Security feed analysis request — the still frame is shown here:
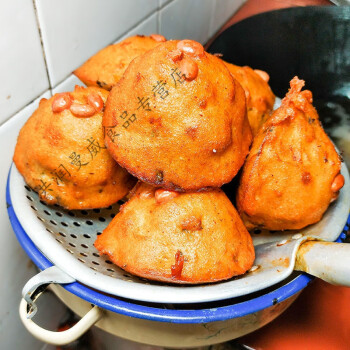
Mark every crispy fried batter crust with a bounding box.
[103,40,252,191]
[224,61,275,136]
[95,182,255,284]
[74,35,163,90]
[13,86,135,209]
[237,77,343,230]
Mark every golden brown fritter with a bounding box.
[74,35,166,90]
[95,182,255,284]
[237,77,344,231]
[223,61,275,136]
[103,40,252,192]
[14,86,135,209]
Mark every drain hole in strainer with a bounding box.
[44,210,51,216]
[26,195,33,202]
[68,211,75,217]
[61,222,68,227]
[81,210,88,215]
[81,244,89,249]
[92,261,100,265]
[37,216,45,222]
[78,258,85,263]
[93,252,100,257]
[105,260,113,264]
[56,238,62,244]
[70,234,77,239]
[84,234,91,239]
[96,231,102,235]
[123,273,131,278]
[99,217,106,222]
[69,243,76,248]
[40,200,46,205]
[50,220,57,226]
[107,268,114,272]
[24,185,31,192]
[66,249,74,254]
[80,252,88,257]
[31,205,37,211]
[86,220,93,226]
[46,228,54,234]
[73,222,81,227]
[90,267,97,271]
[59,231,66,237]
[110,213,116,219]
[106,206,113,210]
[93,209,100,213]
[56,212,63,217]
[253,229,262,234]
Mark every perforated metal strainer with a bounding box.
[8,156,350,307]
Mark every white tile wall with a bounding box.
[159,0,173,8]
[209,0,245,38]
[52,74,86,95]
[35,0,158,87]
[159,0,213,44]
[0,91,71,350]
[0,1,244,348]
[117,12,158,42]
[0,0,49,124]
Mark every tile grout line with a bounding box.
[0,90,50,127]
[32,0,52,92]
[157,0,161,33]
[157,9,160,33]
[51,8,160,90]
[205,0,247,49]
[159,0,175,10]
[0,0,53,127]
[207,0,217,45]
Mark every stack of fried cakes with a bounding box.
[14,34,344,285]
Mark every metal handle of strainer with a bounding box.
[19,265,103,345]
[19,298,102,346]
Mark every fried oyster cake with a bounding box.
[95,182,255,284]
[14,86,135,209]
[237,77,344,231]
[223,61,275,136]
[103,39,252,192]
[74,34,166,90]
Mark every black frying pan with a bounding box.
[209,6,350,236]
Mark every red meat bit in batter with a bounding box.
[171,250,184,279]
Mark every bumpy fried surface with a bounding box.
[237,77,344,231]
[224,61,275,136]
[74,35,165,90]
[95,182,255,284]
[103,40,252,191]
[14,86,135,209]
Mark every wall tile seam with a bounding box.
[208,0,217,42]
[32,0,51,90]
[157,0,176,33]
[0,89,52,127]
[4,0,235,126]
[0,1,52,127]
[206,0,246,48]
[158,0,216,45]
[1,6,161,125]
[157,2,160,33]
[159,0,175,10]
[41,8,159,90]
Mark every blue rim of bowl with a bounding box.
[7,167,349,324]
